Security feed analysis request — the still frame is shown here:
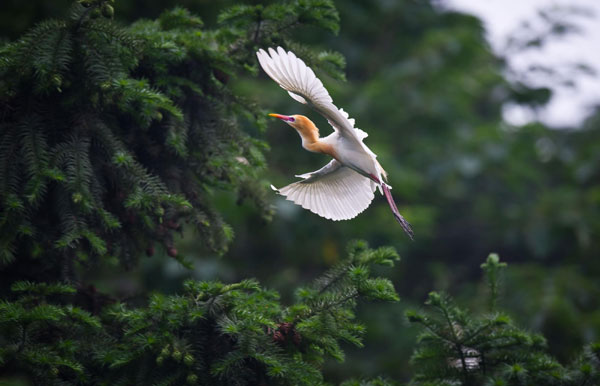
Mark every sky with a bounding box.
[443,0,600,127]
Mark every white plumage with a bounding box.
[257,47,413,238]
[273,159,375,221]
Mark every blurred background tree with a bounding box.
[1,0,599,384]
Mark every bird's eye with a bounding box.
[289,117,295,122]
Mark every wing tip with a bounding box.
[256,46,335,107]
[305,205,363,221]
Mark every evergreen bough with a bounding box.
[0,0,343,282]
[0,241,400,385]
[406,254,600,386]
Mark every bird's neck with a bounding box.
[301,133,319,148]
[296,119,319,141]
[305,140,337,159]
[301,130,338,159]
[297,120,319,148]
[295,118,338,159]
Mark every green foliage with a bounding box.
[0,0,347,281]
[480,253,507,311]
[1,1,600,385]
[0,2,397,384]
[341,377,396,386]
[407,254,600,385]
[0,242,399,385]
[217,0,339,37]
[0,282,102,383]
[287,241,400,364]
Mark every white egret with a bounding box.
[257,47,413,239]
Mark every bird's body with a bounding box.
[257,47,413,239]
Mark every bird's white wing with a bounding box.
[256,47,366,142]
[272,160,375,221]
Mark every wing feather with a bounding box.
[275,47,293,85]
[287,91,307,104]
[332,182,346,219]
[328,183,340,219]
[288,50,302,87]
[273,160,375,221]
[257,47,333,107]
[258,47,359,135]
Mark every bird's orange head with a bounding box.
[268,114,319,143]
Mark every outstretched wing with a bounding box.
[256,47,365,142]
[257,46,385,184]
[272,160,375,221]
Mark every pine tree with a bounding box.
[406,254,600,386]
[0,241,401,385]
[0,1,403,385]
[0,0,343,284]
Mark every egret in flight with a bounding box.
[257,47,413,239]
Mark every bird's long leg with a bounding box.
[382,183,414,240]
[369,174,414,240]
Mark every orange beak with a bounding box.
[269,113,294,122]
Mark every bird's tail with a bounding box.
[381,183,414,240]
